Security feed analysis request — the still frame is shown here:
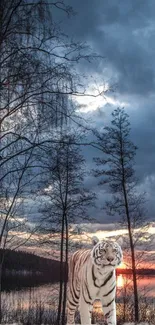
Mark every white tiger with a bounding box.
[67,236,123,325]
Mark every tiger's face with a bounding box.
[91,237,123,269]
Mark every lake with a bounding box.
[1,274,155,323]
[116,274,155,299]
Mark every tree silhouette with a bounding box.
[94,107,146,322]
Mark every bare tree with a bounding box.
[0,0,103,172]
[38,131,95,325]
[0,1,101,252]
[0,0,104,246]
[0,1,105,323]
[93,107,147,322]
[0,143,41,322]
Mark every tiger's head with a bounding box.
[91,236,123,269]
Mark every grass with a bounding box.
[1,289,155,324]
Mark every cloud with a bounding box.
[13,1,155,229]
[78,91,155,223]
[71,222,120,233]
[60,0,155,97]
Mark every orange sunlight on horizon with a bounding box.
[117,274,124,288]
[119,261,126,269]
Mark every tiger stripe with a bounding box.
[103,284,116,297]
[103,297,115,308]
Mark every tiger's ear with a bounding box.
[92,236,99,246]
[117,236,123,247]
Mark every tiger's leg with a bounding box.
[79,297,93,325]
[66,304,76,325]
[101,297,116,325]
[67,284,80,325]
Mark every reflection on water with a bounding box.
[2,283,59,311]
[116,274,155,299]
[2,274,155,309]
[117,274,124,288]
[1,283,59,324]
[93,275,155,323]
[2,274,155,323]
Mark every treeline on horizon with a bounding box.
[116,268,155,275]
[1,249,59,273]
[2,248,155,278]
[1,248,155,292]
[1,249,66,291]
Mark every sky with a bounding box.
[9,0,155,259]
[58,0,155,225]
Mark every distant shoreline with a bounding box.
[117,268,155,276]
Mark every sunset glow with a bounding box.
[117,274,124,288]
[119,262,126,269]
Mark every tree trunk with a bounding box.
[122,284,127,322]
[123,185,139,322]
[0,262,2,324]
[61,213,68,325]
[129,228,139,322]
[120,133,139,323]
[61,145,69,325]
[57,216,65,325]
[0,247,5,324]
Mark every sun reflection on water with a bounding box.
[117,274,124,288]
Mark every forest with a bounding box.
[1,249,61,277]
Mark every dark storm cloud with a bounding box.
[52,1,155,224]
[81,96,155,222]
[62,0,155,95]
[128,99,155,182]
